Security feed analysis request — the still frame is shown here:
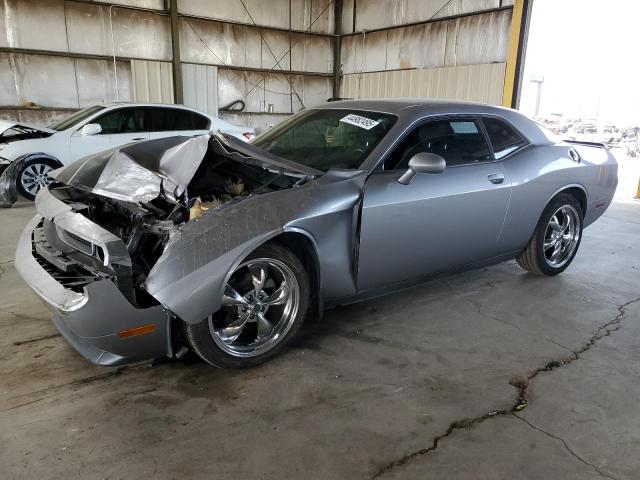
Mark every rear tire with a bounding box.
[516,193,583,276]
[16,158,58,201]
[183,243,309,368]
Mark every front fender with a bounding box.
[144,170,366,324]
[0,153,62,207]
[144,192,294,324]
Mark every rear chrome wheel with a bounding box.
[542,205,581,268]
[517,193,583,276]
[183,243,309,368]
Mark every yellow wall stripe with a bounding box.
[502,0,525,107]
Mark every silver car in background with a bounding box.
[15,100,618,368]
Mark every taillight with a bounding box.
[242,132,255,142]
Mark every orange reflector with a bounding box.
[117,323,156,339]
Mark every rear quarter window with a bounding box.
[148,108,210,131]
[483,117,527,159]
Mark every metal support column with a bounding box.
[502,0,533,108]
[168,0,183,104]
[332,0,343,100]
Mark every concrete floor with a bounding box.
[1,156,639,479]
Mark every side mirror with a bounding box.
[397,152,446,185]
[80,123,102,136]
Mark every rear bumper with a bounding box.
[15,215,172,366]
[584,186,617,228]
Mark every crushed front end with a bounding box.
[15,185,174,366]
[14,133,309,366]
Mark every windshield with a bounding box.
[253,109,397,171]
[50,105,106,131]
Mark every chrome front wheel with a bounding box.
[211,258,300,358]
[183,243,309,368]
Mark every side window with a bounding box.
[483,117,527,159]
[385,119,492,170]
[149,108,182,131]
[94,108,145,134]
[148,108,208,131]
[191,112,210,130]
[170,109,194,130]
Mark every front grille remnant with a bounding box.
[32,225,105,293]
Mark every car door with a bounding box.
[69,107,149,160]
[146,107,211,140]
[357,118,512,292]
[479,116,533,253]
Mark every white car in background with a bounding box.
[0,103,254,203]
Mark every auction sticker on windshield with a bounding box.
[339,114,380,130]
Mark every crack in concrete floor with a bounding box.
[371,297,640,479]
[513,414,621,480]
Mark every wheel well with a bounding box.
[28,155,63,169]
[16,155,63,173]
[269,232,322,321]
[559,187,587,216]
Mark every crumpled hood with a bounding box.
[0,119,56,136]
[50,133,321,205]
[214,133,321,177]
[51,135,209,204]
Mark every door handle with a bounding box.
[131,137,145,141]
[488,173,505,184]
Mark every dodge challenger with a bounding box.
[15,100,618,368]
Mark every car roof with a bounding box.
[97,102,214,116]
[74,103,252,131]
[315,99,509,115]
[314,99,555,146]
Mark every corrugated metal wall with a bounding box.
[341,0,514,33]
[0,1,172,59]
[0,0,335,129]
[0,0,517,128]
[0,52,133,107]
[131,60,174,103]
[341,9,511,74]
[341,63,506,105]
[182,63,218,114]
[339,3,512,106]
[179,0,335,34]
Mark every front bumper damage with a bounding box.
[15,194,172,366]
[0,158,19,207]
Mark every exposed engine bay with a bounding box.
[42,134,308,308]
[175,147,301,222]
[0,124,53,145]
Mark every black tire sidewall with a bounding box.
[532,193,584,276]
[16,158,59,201]
[184,242,310,369]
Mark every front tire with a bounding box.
[183,243,310,368]
[16,158,58,201]
[516,193,583,276]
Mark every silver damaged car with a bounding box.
[15,101,618,368]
